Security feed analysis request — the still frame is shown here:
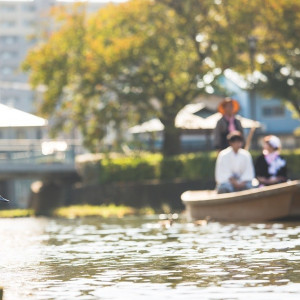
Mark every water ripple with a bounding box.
[1,217,300,299]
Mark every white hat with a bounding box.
[266,135,281,149]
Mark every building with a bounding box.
[0,0,111,113]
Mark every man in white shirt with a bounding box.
[215,131,254,193]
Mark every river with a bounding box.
[0,216,300,300]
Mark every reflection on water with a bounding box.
[1,216,300,300]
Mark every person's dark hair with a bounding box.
[227,130,243,143]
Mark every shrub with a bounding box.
[76,149,300,185]
[98,154,161,183]
[159,156,184,179]
[281,149,300,180]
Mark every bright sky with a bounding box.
[57,0,127,2]
[0,0,127,2]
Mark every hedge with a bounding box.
[77,151,216,184]
[76,149,300,185]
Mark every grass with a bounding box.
[53,204,155,218]
[0,204,155,218]
[0,209,35,218]
[53,204,137,218]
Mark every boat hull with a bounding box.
[289,188,300,218]
[181,180,300,222]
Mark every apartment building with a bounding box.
[0,0,108,113]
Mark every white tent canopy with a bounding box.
[0,103,47,128]
[129,103,208,133]
[129,118,164,134]
[201,113,261,130]
[129,107,260,133]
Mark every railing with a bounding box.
[0,139,85,165]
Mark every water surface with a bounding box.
[1,216,300,300]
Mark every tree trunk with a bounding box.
[162,119,181,156]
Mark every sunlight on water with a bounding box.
[1,217,300,300]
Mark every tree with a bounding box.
[255,0,300,117]
[176,0,300,119]
[193,0,300,118]
[163,0,300,118]
[23,0,300,156]
[23,0,224,156]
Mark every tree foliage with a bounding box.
[255,0,300,116]
[23,0,300,155]
[24,0,220,155]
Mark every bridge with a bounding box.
[0,139,84,209]
[0,140,79,179]
[0,139,82,179]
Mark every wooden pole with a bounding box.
[0,287,3,300]
[244,126,256,151]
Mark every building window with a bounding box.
[2,97,18,107]
[262,105,285,117]
[22,5,36,12]
[0,67,14,75]
[28,37,37,45]
[0,36,19,45]
[0,5,16,12]
[16,129,26,139]
[23,20,36,27]
[0,20,16,28]
[0,51,17,60]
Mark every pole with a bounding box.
[248,36,258,149]
[244,126,256,151]
[248,36,257,121]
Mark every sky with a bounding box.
[0,0,127,2]
[57,0,127,2]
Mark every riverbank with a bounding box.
[53,204,155,218]
[0,209,34,218]
[0,204,155,218]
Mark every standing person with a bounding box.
[213,97,244,152]
[215,131,254,193]
[255,135,287,186]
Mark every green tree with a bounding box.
[23,0,300,156]
[255,0,300,117]
[162,0,300,118]
[23,0,224,156]
[193,0,300,118]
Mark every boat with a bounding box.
[181,180,300,222]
